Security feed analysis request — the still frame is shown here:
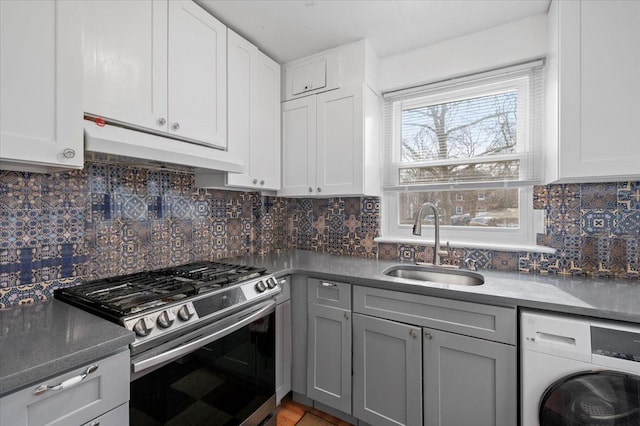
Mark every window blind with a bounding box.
[383,61,544,192]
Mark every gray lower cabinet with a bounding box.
[423,328,517,426]
[82,402,128,426]
[353,313,422,426]
[306,302,352,414]
[276,276,292,404]
[0,349,129,426]
[290,275,309,395]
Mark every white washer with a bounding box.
[521,310,640,426]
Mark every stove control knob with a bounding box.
[266,277,277,289]
[255,280,267,293]
[133,316,154,337]
[177,304,196,321]
[157,309,176,328]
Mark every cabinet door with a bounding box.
[316,87,364,196]
[82,0,168,133]
[353,314,422,426]
[1,0,84,172]
[167,0,226,148]
[227,31,281,191]
[280,97,317,197]
[226,29,256,187]
[276,300,292,404]
[423,328,516,426]
[290,275,309,395]
[307,303,351,414]
[548,0,640,182]
[249,52,281,190]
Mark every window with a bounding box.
[382,62,543,246]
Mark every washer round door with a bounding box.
[539,370,640,425]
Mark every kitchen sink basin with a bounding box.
[382,264,484,286]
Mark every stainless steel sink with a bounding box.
[382,264,484,286]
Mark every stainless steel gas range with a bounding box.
[55,261,281,426]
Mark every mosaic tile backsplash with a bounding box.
[380,183,640,279]
[1,158,639,307]
[0,161,380,307]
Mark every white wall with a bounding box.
[378,13,547,93]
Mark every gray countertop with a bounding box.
[240,250,640,323]
[0,299,134,397]
[2,249,639,397]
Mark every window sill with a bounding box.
[375,235,556,254]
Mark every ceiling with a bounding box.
[197,0,551,64]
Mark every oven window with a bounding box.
[130,312,275,425]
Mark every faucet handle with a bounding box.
[464,258,478,271]
[437,241,450,258]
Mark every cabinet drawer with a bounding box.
[308,278,351,309]
[0,349,130,426]
[82,402,128,426]
[353,286,515,345]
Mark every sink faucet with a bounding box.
[412,202,448,266]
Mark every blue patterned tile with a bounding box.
[362,197,380,214]
[168,196,193,219]
[399,244,416,262]
[533,185,549,210]
[116,194,148,220]
[464,248,492,269]
[618,181,640,210]
[87,163,109,193]
[519,252,553,274]
[615,210,640,236]
[491,251,520,271]
[581,182,618,210]
[581,209,616,236]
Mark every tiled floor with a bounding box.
[276,396,353,426]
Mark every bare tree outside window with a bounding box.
[398,91,520,227]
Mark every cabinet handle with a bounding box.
[424,332,433,340]
[157,117,166,126]
[308,187,313,193]
[344,312,349,320]
[62,149,75,159]
[33,364,98,396]
[320,282,336,287]
[409,329,417,339]
[171,122,180,131]
[317,187,322,193]
[89,422,100,426]
[253,179,258,184]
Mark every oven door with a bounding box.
[129,300,276,426]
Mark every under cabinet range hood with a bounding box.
[83,119,245,174]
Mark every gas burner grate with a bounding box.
[54,261,269,318]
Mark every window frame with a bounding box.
[381,63,544,248]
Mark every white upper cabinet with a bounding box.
[279,41,382,198]
[280,96,317,196]
[83,0,167,135]
[167,1,226,147]
[284,52,341,100]
[0,0,84,172]
[545,0,640,183]
[196,29,281,191]
[83,0,227,149]
[316,88,364,196]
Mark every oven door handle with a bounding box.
[132,300,275,374]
